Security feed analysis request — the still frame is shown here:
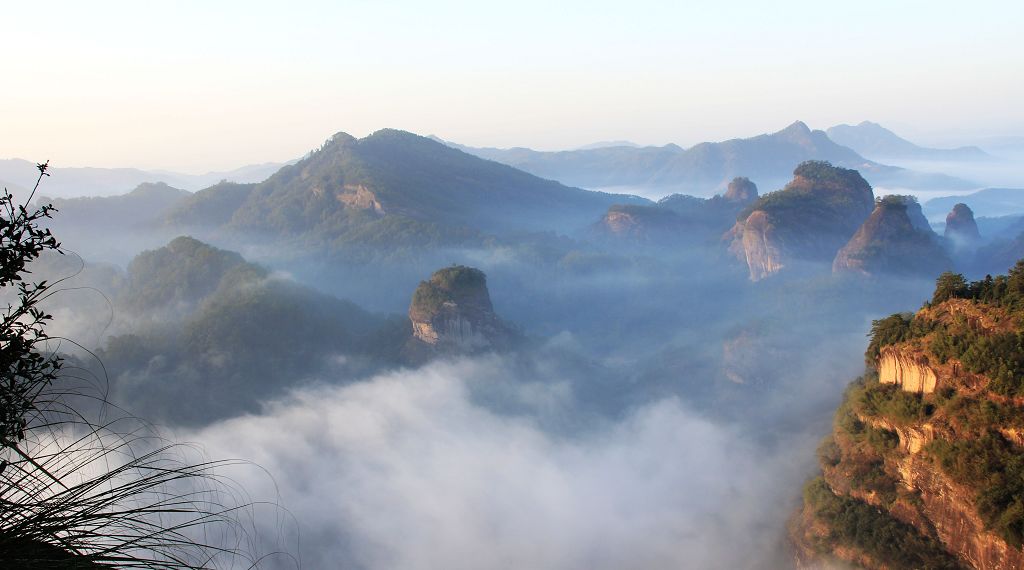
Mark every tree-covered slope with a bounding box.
[97,236,405,425]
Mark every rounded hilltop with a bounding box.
[406,265,516,360]
[409,265,491,322]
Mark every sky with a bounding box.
[2,0,1022,172]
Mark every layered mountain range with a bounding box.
[20,124,1024,286]
[444,121,975,196]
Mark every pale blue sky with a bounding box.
[2,0,1021,171]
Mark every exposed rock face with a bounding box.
[728,161,875,280]
[336,184,385,214]
[945,203,982,247]
[878,346,938,393]
[832,197,951,277]
[602,208,642,236]
[596,204,683,240]
[900,456,1024,570]
[406,266,516,359]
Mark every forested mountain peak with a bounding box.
[166,129,645,245]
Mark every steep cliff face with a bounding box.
[733,210,786,281]
[878,346,939,393]
[729,161,874,280]
[405,265,516,360]
[792,270,1024,569]
[833,196,950,277]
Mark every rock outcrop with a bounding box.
[405,265,516,360]
[832,196,951,277]
[722,176,759,205]
[728,161,874,280]
[945,203,982,248]
[596,204,684,241]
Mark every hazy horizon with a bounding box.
[3,0,1022,172]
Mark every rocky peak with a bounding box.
[944,203,981,246]
[406,265,515,358]
[723,177,758,204]
[832,196,950,277]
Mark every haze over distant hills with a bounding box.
[0,158,288,199]
[826,120,992,161]
[4,121,995,204]
[923,187,1024,221]
[439,121,976,198]
[574,140,642,150]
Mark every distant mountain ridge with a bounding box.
[0,158,288,198]
[574,140,642,150]
[827,121,991,161]
[440,121,975,196]
[41,182,190,230]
